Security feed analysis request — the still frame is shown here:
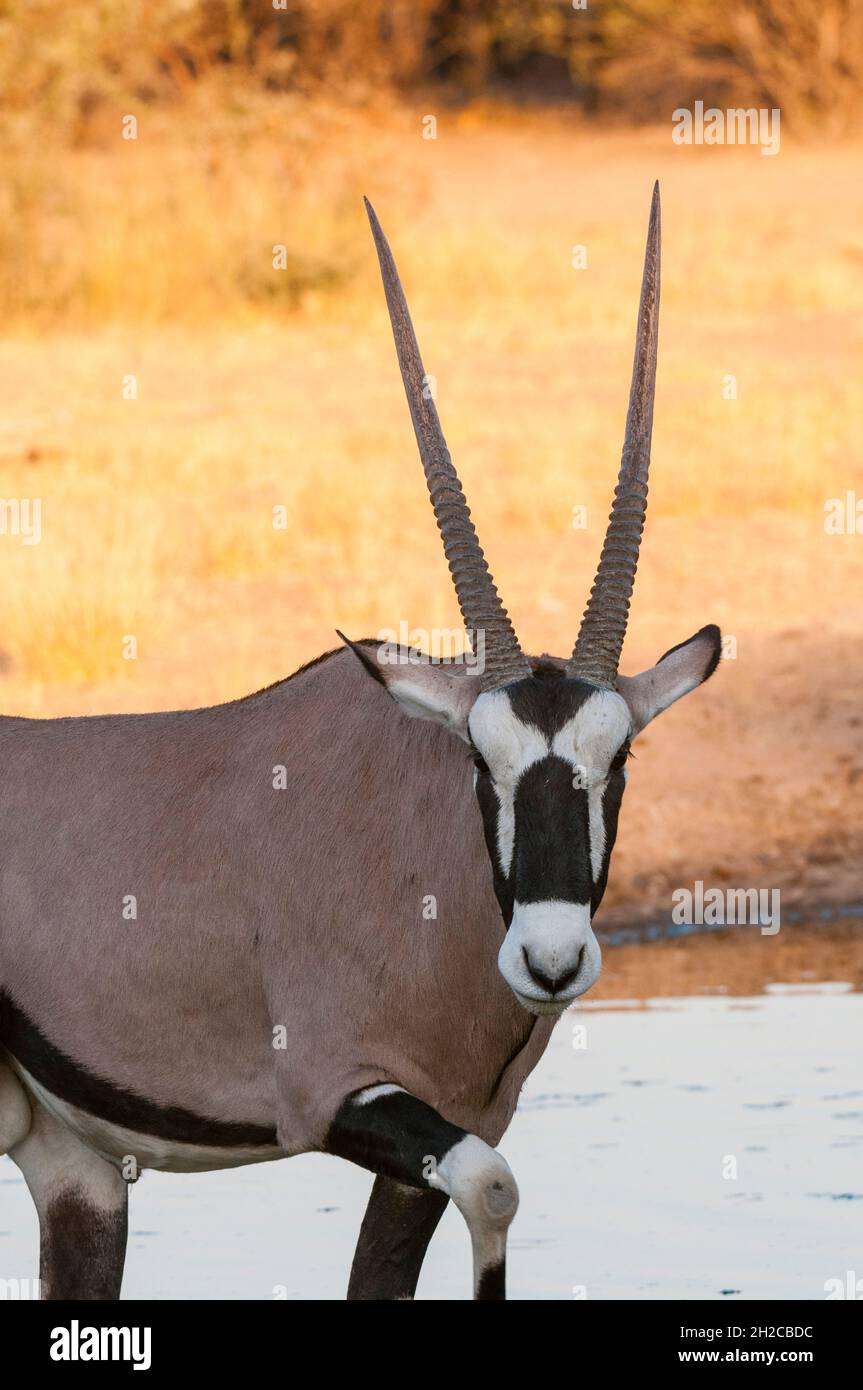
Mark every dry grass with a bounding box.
[1,111,861,703]
[0,107,861,912]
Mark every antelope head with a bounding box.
[343,187,721,1017]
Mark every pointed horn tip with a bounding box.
[363,196,382,238]
[649,183,661,230]
[645,182,661,264]
[363,197,397,275]
[363,196,382,235]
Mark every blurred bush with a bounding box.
[1,1,861,135]
[0,0,860,324]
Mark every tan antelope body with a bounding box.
[0,186,721,1299]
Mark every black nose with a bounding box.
[522,946,582,995]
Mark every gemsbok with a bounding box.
[0,184,721,1300]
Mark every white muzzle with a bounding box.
[498,900,601,1016]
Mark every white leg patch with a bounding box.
[353,1084,406,1107]
[430,1134,518,1287]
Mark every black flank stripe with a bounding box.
[0,990,278,1149]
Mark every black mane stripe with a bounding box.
[0,990,278,1150]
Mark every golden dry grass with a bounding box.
[2,111,861,701]
[1,107,861,916]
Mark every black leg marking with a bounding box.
[40,1187,128,1300]
[327,1086,517,1301]
[326,1087,465,1189]
[476,1260,506,1301]
[347,1175,448,1300]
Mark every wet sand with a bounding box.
[593,916,863,999]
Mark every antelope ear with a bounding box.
[337,633,481,741]
[616,624,722,734]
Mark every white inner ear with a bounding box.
[617,630,719,733]
[387,680,471,738]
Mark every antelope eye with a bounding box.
[609,740,631,773]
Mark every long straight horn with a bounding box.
[567,182,661,688]
[365,198,531,693]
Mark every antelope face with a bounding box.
[467,674,630,1015]
[349,186,723,1018]
[343,627,721,1017]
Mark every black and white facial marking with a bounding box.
[342,625,722,1019]
[467,664,631,1016]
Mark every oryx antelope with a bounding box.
[0,185,720,1300]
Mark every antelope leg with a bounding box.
[326,1084,518,1301]
[347,1174,448,1300]
[9,1099,128,1300]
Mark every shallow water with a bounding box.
[2,987,861,1299]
